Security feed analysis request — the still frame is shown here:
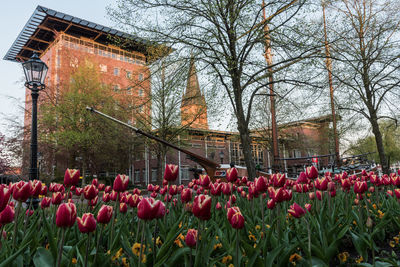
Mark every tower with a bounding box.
[181,57,208,129]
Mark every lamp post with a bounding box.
[219,151,224,165]
[22,53,48,182]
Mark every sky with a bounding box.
[0,0,116,136]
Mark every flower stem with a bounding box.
[84,232,91,267]
[138,221,145,267]
[153,220,158,264]
[93,224,104,265]
[109,195,119,248]
[12,201,22,249]
[23,198,33,233]
[236,229,239,267]
[56,228,66,267]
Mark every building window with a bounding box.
[114,68,119,76]
[293,149,302,158]
[127,86,132,95]
[138,89,144,97]
[151,168,158,182]
[181,166,190,180]
[134,170,140,183]
[138,105,144,113]
[138,73,144,81]
[99,64,107,72]
[126,71,132,79]
[113,84,120,92]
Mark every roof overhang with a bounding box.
[4,5,158,62]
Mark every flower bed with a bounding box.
[0,166,400,266]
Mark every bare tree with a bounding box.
[327,0,400,173]
[108,0,322,178]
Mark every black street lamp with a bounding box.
[22,53,48,182]
[219,151,224,164]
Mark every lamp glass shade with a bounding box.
[22,53,48,86]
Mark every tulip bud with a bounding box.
[137,198,165,220]
[31,180,42,197]
[297,172,308,184]
[40,197,51,209]
[164,164,179,182]
[97,205,113,224]
[181,188,192,203]
[192,194,212,220]
[227,206,245,229]
[13,181,32,202]
[64,169,80,187]
[150,192,158,198]
[113,174,129,192]
[119,202,128,213]
[91,179,98,187]
[75,187,83,196]
[84,184,98,200]
[40,185,48,196]
[185,229,198,247]
[0,205,15,225]
[255,176,268,193]
[267,199,276,209]
[25,209,34,217]
[169,185,178,196]
[77,213,96,233]
[306,166,319,179]
[56,203,77,228]
[88,196,98,207]
[105,186,112,193]
[272,173,286,188]
[128,194,142,208]
[366,216,373,228]
[51,192,64,205]
[288,203,306,218]
[226,167,238,183]
[132,188,141,195]
[216,202,222,210]
[0,185,11,212]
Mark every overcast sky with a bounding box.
[0,0,115,136]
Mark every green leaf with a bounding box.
[33,247,55,267]
[0,240,31,267]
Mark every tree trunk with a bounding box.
[369,114,389,174]
[237,120,256,179]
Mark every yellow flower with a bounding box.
[372,204,377,210]
[248,234,256,242]
[122,257,129,267]
[378,210,384,219]
[213,243,222,250]
[45,243,49,250]
[390,240,395,248]
[156,236,163,246]
[289,253,302,265]
[228,264,234,267]
[255,225,261,231]
[222,255,233,264]
[353,220,357,226]
[132,243,145,257]
[174,238,183,248]
[71,258,77,264]
[266,224,271,229]
[338,252,349,263]
[356,256,363,263]
[107,250,111,255]
[394,236,399,244]
[215,235,219,240]
[179,221,182,228]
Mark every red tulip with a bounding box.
[394,189,400,199]
[305,203,312,212]
[105,186,112,193]
[216,202,222,210]
[227,206,245,229]
[83,184,98,200]
[386,190,393,197]
[309,192,315,200]
[77,213,96,233]
[199,174,211,188]
[296,172,308,184]
[210,183,222,196]
[128,194,142,208]
[40,197,51,209]
[132,188,141,195]
[164,194,172,203]
[255,176,268,193]
[0,185,11,212]
[119,202,128,213]
[150,192,158,198]
[64,169,80,187]
[97,205,113,224]
[13,181,32,202]
[272,173,286,187]
[51,192,64,205]
[340,179,351,191]
[88,196,98,206]
[222,183,232,195]
[164,164,179,182]
[288,202,306,218]
[226,167,238,183]
[113,174,129,192]
[354,181,367,194]
[91,179,98,187]
[147,184,154,192]
[314,178,328,191]
[98,184,105,191]
[229,194,237,204]
[169,185,178,195]
[56,202,77,228]
[267,199,276,209]
[40,185,48,196]
[0,205,15,225]
[102,193,110,202]
[181,188,192,203]
[316,190,323,201]
[192,194,212,220]
[306,166,318,179]
[110,191,118,201]
[31,180,42,197]
[137,198,165,220]
[25,209,34,217]
[185,229,198,247]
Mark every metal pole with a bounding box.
[29,86,39,181]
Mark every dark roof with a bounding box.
[4,5,152,62]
